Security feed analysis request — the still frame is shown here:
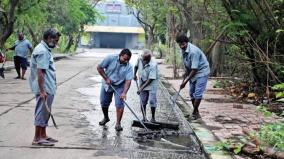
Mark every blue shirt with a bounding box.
[181,43,210,81]
[98,55,133,91]
[29,41,57,95]
[135,58,159,92]
[14,39,32,58]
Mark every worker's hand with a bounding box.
[133,75,137,81]
[105,78,112,85]
[40,91,47,100]
[120,92,127,101]
[137,90,141,95]
[180,82,187,90]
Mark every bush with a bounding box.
[259,122,284,151]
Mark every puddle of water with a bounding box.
[89,76,102,83]
[76,84,101,106]
[75,74,206,159]
[76,86,100,96]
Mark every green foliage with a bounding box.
[277,98,284,103]
[125,0,168,44]
[4,51,13,61]
[259,122,284,151]
[80,33,90,46]
[272,83,284,102]
[272,83,284,91]
[222,21,248,38]
[212,80,231,88]
[1,0,101,53]
[165,47,183,68]
[276,29,284,33]
[215,140,244,154]
[152,43,167,58]
[257,105,273,117]
[256,103,284,151]
[215,141,230,151]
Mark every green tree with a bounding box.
[125,0,168,49]
[1,0,101,53]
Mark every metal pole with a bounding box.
[109,85,149,131]
[135,80,146,120]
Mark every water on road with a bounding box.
[74,49,207,159]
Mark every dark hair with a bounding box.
[176,34,189,43]
[56,32,61,37]
[43,28,58,40]
[119,48,132,57]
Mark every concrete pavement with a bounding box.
[0,49,207,159]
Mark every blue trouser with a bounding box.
[34,94,54,127]
[100,84,124,108]
[140,90,157,107]
[189,76,208,99]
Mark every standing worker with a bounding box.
[29,29,61,146]
[7,32,33,80]
[134,50,159,122]
[176,34,210,120]
[97,49,133,131]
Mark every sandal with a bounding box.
[191,113,201,120]
[32,139,54,146]
[115,124,123,131]
[45,137,58,142]
[150,118,156,123]
[99,118,110,126]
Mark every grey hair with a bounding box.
[142,49,152,56]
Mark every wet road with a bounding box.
[0,48,207,159]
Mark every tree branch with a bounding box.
[132,11,152,29]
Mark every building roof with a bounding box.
[84,25,145,34]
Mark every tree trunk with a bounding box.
[0,0,19,48]
[74,33,81,51]
[208,42,225,76]
[147,28,155,50]
[167,2,178,78]
[27,25,39,46]
[64,35,74,53]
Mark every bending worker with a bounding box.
[97,49,133,131]
[134,49,159,122]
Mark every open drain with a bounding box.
[131,120,201,154]
[132,130,201,154]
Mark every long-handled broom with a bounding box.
[109,85,149,131]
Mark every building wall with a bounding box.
[86,0,144,49]
[95,0,140,27]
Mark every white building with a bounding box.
[84,0,145,49]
